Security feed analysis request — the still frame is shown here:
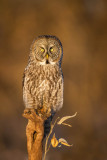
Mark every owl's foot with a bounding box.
[22,108,42,122]
[37,106,51,119]
[23,108,51,122]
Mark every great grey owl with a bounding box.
[23,35,64,137]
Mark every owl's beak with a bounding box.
[46,54,48,59]
[46,54,49,64]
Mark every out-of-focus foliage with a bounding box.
[0,0,107,160]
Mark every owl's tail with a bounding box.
[44,112,55,139]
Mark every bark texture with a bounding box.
[23,109,50,160]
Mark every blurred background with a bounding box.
[0,0,107,159]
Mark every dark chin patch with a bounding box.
[46,59,49,64]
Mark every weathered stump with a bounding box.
[23,109,50,160]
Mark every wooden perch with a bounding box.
[23,109,50,160]
[22,108,76,160]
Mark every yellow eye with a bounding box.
[50,47,54,52]
[41,48,45,53]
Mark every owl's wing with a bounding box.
[22,65,29,87]
[23,68,35,109]
[22,71,25,87]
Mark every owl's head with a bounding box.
[29,35,63,65]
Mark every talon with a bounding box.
[28,110,31,114]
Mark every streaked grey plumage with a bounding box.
[23,35,64,136]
